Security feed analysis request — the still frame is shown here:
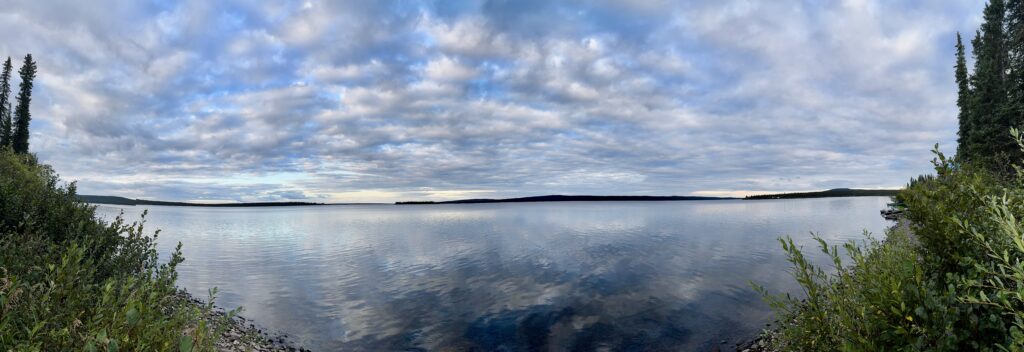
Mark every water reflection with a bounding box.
[96,198,890,351]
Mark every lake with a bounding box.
[95,197,891,351]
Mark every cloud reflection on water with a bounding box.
[97,198,889,351]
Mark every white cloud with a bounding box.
[0,0,986,202]
[423,56,477,81]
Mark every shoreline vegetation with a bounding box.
[750,1,1024,349]
[748,143,1024,350]
[0,53,307,351]
[0,151,307,350]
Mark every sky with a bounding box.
[0,0,987,203]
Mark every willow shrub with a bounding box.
[757,130,1024,351]
[0,149,229,351]
[957,129,1024,350]
[754,229,964,351]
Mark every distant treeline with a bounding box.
[76,194,322,207]
[743,188,899,200]
[398,191,900,204]
[396,194,732,204]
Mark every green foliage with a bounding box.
[901,146,1002,275]
[12,54,34,154]
[756,130,1024,351]
[957,128,1024,350]
[762,1,1024,346]
[755,230,963,351]
[0,149,227,351]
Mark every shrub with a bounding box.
[0,149,227,351]
[755,130,1024,351]
[755,229,965,351]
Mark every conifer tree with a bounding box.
[12,54,36,154]
[955,33,973,159]
[1010,0,1024,156]
[0,58,10,148]
[967,0,1009,164]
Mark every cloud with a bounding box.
[0,0,986,202]
[423,56,478,81]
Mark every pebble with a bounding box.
[175,290,309,352]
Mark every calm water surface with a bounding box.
[96,198,891,351]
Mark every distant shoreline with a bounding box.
[77,195,324,207]
[743,188,899,200]
[78,188,899,207]
[396,189,899,205]
[395,194,732,204]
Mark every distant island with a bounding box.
[743,188,899,200]
[396,194,732,204]
[76,195,322,207]
[400,189,900,204]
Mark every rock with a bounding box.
[174,289,308,352]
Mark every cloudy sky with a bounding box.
[0,0,984,202]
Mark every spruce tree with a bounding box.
[12,54,36,154]
[0,58,10,148]
[955,33,973,159]
[1010,0,1024,158]
[968,30,987,162]
[953,0,1024,171]
[968,0,1009,165]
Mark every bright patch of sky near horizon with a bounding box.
[0,0,984,202]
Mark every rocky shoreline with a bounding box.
[175,291,311,352]
[731,324,780,352]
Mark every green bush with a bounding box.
[956,129,1024,350]
[0,149,227,351]
[756,130,1024,351]
[755,229,963,351]
[899,146,1002,275]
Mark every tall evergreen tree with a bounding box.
[0,58,10,148]
[967,0,1009,164]
[955,33,973,159]
[1005,0,1024,163]
[967,30,987,162]
[12,54,36,154]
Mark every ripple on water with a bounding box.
[94,198,891,351]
